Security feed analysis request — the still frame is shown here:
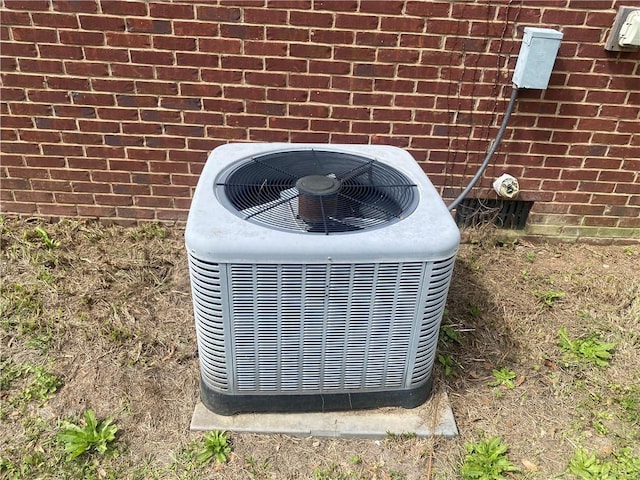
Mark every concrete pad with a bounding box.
[190,389,457,439]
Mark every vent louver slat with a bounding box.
[411,256,456,386]
[187,256,228,391]
[227,262,426,394]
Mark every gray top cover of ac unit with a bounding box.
[186,143,460,264]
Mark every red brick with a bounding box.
[378,48,420,63]
[265,57,307,72]
[106,32,151,48]
[159,97,202,110]
[127,149,167,161]
[335,46,376,61]
[92,171,130,183]
[310,60,351,75]
[111,184,152,196]
[249,129,288,142]
[150,2,194,19]
[315,0,357,11]
[592,194,630,206]
[599,170,636,182]
[153,36,196,51]
[151,185,190,197]
[60,132,103,145]
[71,92,115,106]
[12,27,57,43]
[5,0,50,10]
[110,63,154,79]
[30,12,78,28]
[130,50,174,65]
[224,86,266,100]
[80,15,125,31]
[146,136,186,148]
[126,18,171,34]
[352,63,395,78]
[156,66,200,81]
[267,26,310,42]
[65,61,110,76]
[200,38,243,54]
[220,23,264,40]
[141,109,182,123]
[1,42,38,58]
[177,52,219,68]
[94,194,133,206]
[78,120,120,133]
[266,88,307,102]
[102,0,148,16]
[578,182,615,193]
[289,11,333,28]
[83,47,129,62]
[245,7,287,24]
[122,122,162,135]
[197,5,241,21]
[19,130,61,143]
[39,44,84,61]
[115,95,158,108]
[10,102,54,116]
[592,133,632,145]
[1,10,31,24]
[59,30,104,46]
[104,135,143,148]
[183,111,225,125]
[35,117,76,130]
[97,108,138,121]
[135,81,178,95]
[174,20,219,37]
[92,79,135,93]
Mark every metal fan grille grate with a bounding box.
[217,150,418,234]
[227,262,427,393]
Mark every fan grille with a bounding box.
[217,150,418,234]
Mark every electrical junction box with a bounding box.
[512,27,563,89]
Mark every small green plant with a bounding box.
[468,304,482,318]
[34,226,60,249]
[437,354,455,376]
[558,327,616,367]
[58,410,118,460]
[439,325,460,346]
[347,454,362,465]
[535,289,565,307]
[196,430,232,465]
[461,436,519,480]
[489,367,517,389]
[567,447,640,480]
[524,251,536,262]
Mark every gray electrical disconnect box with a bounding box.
[512,27,563,89]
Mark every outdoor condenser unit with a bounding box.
[185,143,460,415]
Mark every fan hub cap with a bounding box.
[295,175,341,196]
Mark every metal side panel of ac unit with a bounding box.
[189,255,456,398]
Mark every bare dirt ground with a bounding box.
[1,217,638,479]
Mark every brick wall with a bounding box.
[1,0,639,241]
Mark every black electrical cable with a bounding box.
[447,86,520,212]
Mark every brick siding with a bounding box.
[1,0,639,241]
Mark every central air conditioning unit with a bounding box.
[185,143,460,415]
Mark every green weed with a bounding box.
[58,410,118,460]
[489,367,517,389]
[437,354,455,376]
[567,447,640,480]
[558,327,616,367]
[439,324,461,346]
[524,251,536,262]
[196,430,232,465]
[461,436,519,480]
[34,226,60,249]
[535,289,565,307]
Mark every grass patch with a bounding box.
[558,327,616,367]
